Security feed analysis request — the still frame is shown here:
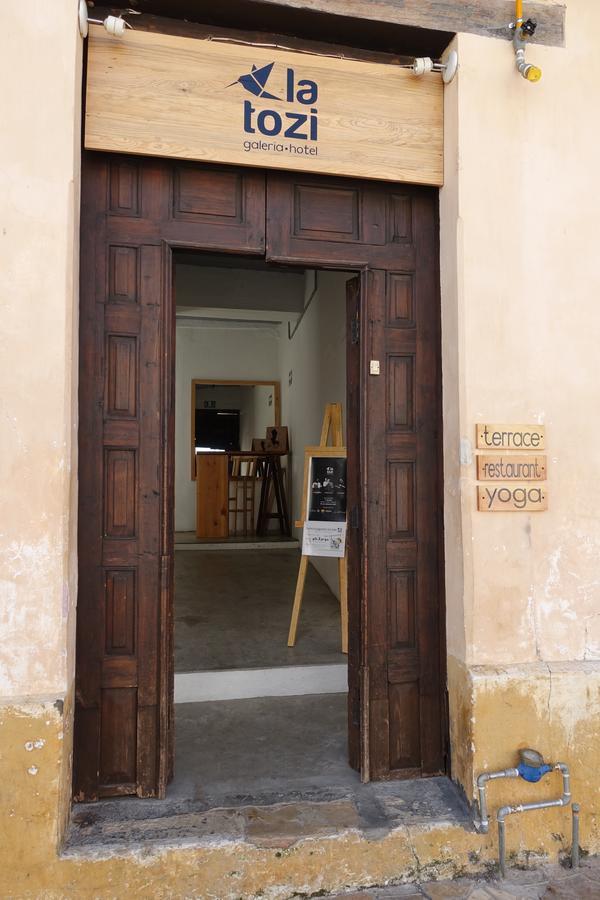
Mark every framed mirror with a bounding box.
[190,379,281,478]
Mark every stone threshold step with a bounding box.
[64,777,473,858]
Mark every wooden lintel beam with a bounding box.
[243,0,566,48]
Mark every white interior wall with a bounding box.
[175,324,280,531]
[252,385,276,444]
[279,270,351,597]
[238,388,259,450]
[196,385,247,408]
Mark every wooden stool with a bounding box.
[256,454,291,537]
[228,455,259,536]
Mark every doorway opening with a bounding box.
[73,156,447,807]
[170,252,358,802]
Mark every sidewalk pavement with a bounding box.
[324,858,600,899]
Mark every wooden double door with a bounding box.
[74,152,446,800]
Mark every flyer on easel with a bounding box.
[302,521,347,557]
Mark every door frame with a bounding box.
[75,154,447,799]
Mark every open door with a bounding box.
[75,155,266,800]
[267,173,446,779]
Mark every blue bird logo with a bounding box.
[227,62,281,100]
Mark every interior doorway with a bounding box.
[74,154,446,802]
[170,256,356,801]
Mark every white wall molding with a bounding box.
[175,664,347,703]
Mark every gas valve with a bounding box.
[520,18,537,37]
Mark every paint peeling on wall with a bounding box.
[0,535,68,695]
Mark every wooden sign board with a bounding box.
[477,455,547,481]
[476,424,545,451]
[477,484,548,512]
[85,27,443,186]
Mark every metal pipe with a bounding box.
[512,23,542,82]
[571,803,580,868]
[514,46,541,82]
[515,0,524,28]
[496,763,571,878]
[556,762,571,803]
[515,48,530,78]
[498,818,507,878]
[477,768,519,833]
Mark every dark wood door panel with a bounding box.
[104,159,266,253]
[75,153,267,801]
[165,164,266,251]
[266,173,417,268]
[108,158,143,217]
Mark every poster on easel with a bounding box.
[308,455,347,522]
[302,448,347,557]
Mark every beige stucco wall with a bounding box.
[0,0,82,846]
[0,1,81,700]
[441,0,600,838]
[2,0,600,894]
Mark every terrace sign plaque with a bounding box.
[85,27,443,186]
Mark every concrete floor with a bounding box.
[66,695,471,853]
[174,548,344,671]
[170,693,355,803]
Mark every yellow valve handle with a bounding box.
[526,65,542,82]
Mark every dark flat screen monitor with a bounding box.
[195,409,240,452]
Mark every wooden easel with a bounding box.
[287,403,348,654]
